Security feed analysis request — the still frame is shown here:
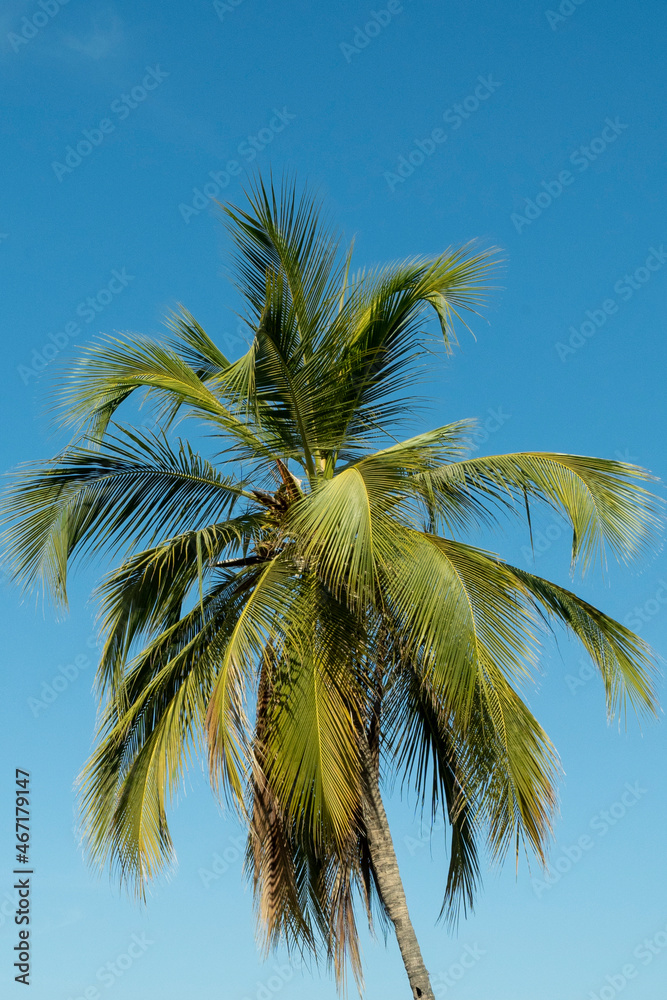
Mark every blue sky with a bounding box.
[1,0,666,997]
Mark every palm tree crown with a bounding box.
[1,176,660,997]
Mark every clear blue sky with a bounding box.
[1,0,666,997]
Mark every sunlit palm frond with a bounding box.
[52,333,273,457]
[309,248,500,462]
[94,513,263,700]
[262,577,364,850]
[205,556,300,804]
[505,563,659,719]
[420,452,662,569]
[1,426,248,606]
[80,583,235,893]
[222,173,347,344]
[383,530,539,721]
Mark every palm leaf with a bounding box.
[1,426,249,605]
[420,452,662,569]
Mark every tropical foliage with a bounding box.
[1,177,660,995]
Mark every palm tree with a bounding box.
[2,176,661,999]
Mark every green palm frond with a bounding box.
[205,556,301,804]
[505,563,659,719]
[165,304,233,379]
[80,582,235,892]
[287,467,393,605]
[94,513,263,700]
[420,452,661,569]
[350,421,476,481]
[248,646,319,952]
[261,577,364,850]
[385,667,481,925]
[52,333,272,456]
[465,673,561,867]
[222,174,347,342]
[309,249,500,462]
[1,426,249,606]
[383,530,539,722]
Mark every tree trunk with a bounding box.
[360,744,435,999]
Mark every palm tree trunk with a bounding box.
[360,744,435,999]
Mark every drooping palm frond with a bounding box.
[80,580,237,892]
[248,645,318,951]
[504,563,659,719]
[418,452,661,569]
[93,513,264,700]
[205,555,300,804]
[249,621,388,995]
[0,426,249,606]
[384,530,539,715]
[384,666,482,925]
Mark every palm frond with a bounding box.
[223,173,347,345]
[384,667,481,925]
[310,247,499,460]
[261,577,364,850]
[420,452,662,569]
[1,426,249,606]
[94,513,263,700]
[206,556,300,804]
[79,582,237,893]
[51,333,270,456]
[505,563,659,719]
[383,529,539,723]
